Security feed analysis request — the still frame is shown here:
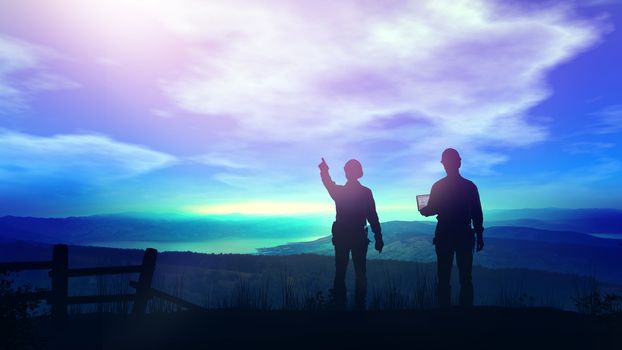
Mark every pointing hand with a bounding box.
[319,157,329,172]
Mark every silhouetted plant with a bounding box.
[370,275,410,310]
[0,272,43,349]
[573,276,600,315]
[298,278,329,311]
[68,303,84,315]
[540,288,567,310]
[147,273,191,313]
[202,282,228,309]
[232,276,271,310]
[302,290,329,311]
[573,278,622,319]
[78,275,132,314]
[112,277,131,314]
[495,282,530,308]
[96,275,108,313]
[280,270,299,311]
[412,267,436,309]
[523,293,535,307]
[172,273,185,312]
[148,274,169,313]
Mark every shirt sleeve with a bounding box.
[320,168,339,201]
[366,190,382,236]
[420,182,439,217]
[471,184,484,235]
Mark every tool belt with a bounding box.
[331,221,370,246]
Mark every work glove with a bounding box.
[476,234,484,252]
[375,237,384,253]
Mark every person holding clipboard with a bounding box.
[419,148,484,308]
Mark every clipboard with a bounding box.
[416,194,430,210]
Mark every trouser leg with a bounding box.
[351,241,369,310]
[456,247,474,307]
[333,244,349,309]
[435,245,454,307]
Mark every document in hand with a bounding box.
[416,194,430,210]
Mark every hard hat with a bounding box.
[441,148,461,163]
[344,159,363,179]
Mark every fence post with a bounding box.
[50,244,68,320]
[132,248,157,315]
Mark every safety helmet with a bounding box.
[441,148,461,164]
[344,159,363,179]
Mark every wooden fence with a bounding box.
[0,244,203,319]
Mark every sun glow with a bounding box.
[185,201,334,216]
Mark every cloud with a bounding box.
[485,156,622,209]
[22,73,80,92]
[0,1,611,214]
[578,0,622,6]
[94,56,120,67]
[0,34,79,115]
[151,108,174,118]
[188,153,253,170]
[146,0,609,187]
[0,130,177,182]
[158,1,605,143]
[564,141,615,154]
[587,105,622,134]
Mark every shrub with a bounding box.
[0,272,43,349]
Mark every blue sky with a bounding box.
[0,0,621,218]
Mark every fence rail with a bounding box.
[0,244,203,319]
[0,260,53,271]
[65,265,143,277]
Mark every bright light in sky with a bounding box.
[0,0,621,217]
[186,202,334,216]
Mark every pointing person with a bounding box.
[319,158,383,310]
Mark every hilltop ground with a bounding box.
[2,235,622,349]
[25,307,621,349]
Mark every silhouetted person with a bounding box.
[419,148,484,308]
[319,158,383,310]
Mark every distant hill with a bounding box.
[259,221,622,284]
[2,209,622,282]
[484,226,616,246]
[1,208,621,245]
[1,241,617,311]
[486,208,622,234]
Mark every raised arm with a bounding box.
[319,158,338,200]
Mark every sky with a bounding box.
[0,0,621,218]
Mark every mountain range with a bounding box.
[1,208,621,283]
[258,218,622,283]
